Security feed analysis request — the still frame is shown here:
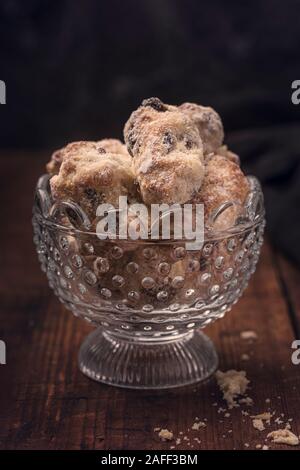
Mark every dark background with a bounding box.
[1,0,300,263]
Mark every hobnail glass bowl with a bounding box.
[33,174,265,389]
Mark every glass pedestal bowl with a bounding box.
[33,174,265,389]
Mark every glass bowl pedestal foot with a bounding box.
[78,327,218,389]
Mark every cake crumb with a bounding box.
[262,445,269,450]
[241,354,250,361]
[217,407,226,414]
[176,438,181,445]
[191,421,206,430]
[267,429,299,446]
[265,398,271,404]
[251,412,272,424]
[240,330,257,340]
[158,429,174,441]
[252,418,265,431]
[244,443,249,448]
[256,444,262,449]
[275,417,284,425]
[215,370,249,409]
[224,413,230,418]
[239,397,253,406]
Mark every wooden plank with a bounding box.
[274,251,300,337]
[0,154,300,450]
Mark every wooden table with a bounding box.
[0,152,300,450]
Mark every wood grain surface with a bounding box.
[0,153,299,450]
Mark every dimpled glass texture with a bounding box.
[33,174,265,389]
